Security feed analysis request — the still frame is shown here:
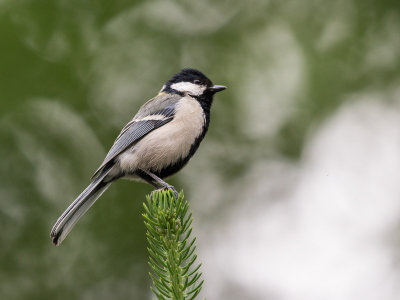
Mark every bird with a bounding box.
[50,68,226,246]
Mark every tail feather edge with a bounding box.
[50,166,113,245]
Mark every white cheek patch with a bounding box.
[170,82,207,96]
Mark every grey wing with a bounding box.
[133,92,182,120]
[91,102,177,179]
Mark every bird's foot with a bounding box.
[150,185,179,200]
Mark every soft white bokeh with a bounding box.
[237,23,305,139]
[197,91,400,300]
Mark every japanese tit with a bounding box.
[50,68,226,245]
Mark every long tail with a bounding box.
[50,166,113,246]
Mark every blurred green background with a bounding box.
[1,0,400,299]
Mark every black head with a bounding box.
[162,68,226,97]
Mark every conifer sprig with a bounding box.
[143,190,204,300]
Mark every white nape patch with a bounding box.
[159,85,166,93]
[170,81,207,96]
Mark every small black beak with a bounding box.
[208,85,227,93]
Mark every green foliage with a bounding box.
[143,190,204,300]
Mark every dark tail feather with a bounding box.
[50,167,113,246]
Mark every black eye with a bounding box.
[193,79,201,84]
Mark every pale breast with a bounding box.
[118,96,205,173]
